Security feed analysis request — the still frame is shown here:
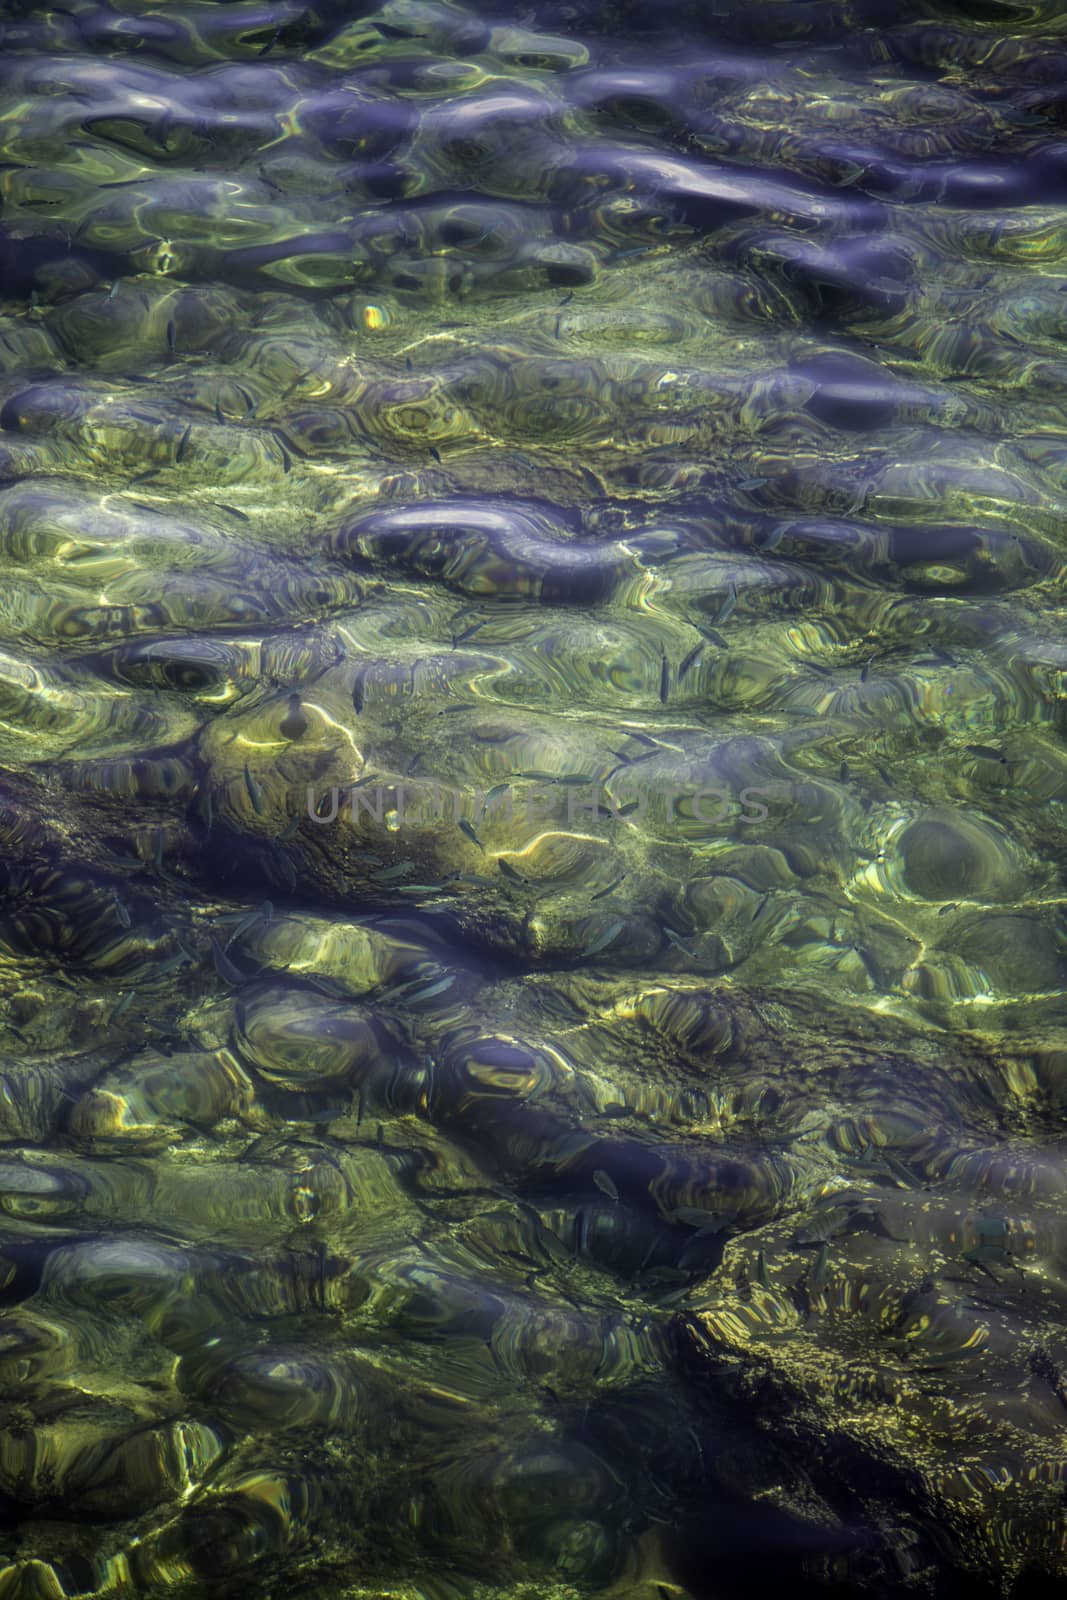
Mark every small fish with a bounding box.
[175,423,191,463]
[659,655,670,704]
[277,814,301,841]
[580,919,625,959]
[518,770,591,785]
[498,858,525,883]
[537,1224,571,1265]
[668,1206,715,1228]
[306,975,348,999]
[684,1211,735,1237]
[128,469,159,486]
[755,524,784,551]
[224,910,261,951]
[615,798,641,817]
[593,1169,619,1201]
[277,439,292,473]
[560,291,574,306]
[219,503,249,522]
[699,626,728,648]
[561,773,597,786]
[478,783,510,820]
[839,760,850,783]
[967,1242,1016,1269]
[107,279,119,300]
[716,585,737,625]
[657,1281,697,1307]
[243,764,264,815]
[938,902,958,916]
[914,1348,983,1371]
[964,1246,1021,1281]
[166,319,177,353]
[157,949,192,977]
[405,356,413,371]
[403,974,457,1005]
[678,642,704,678]
[111,990,134,1019]
[279,693,308,741]
[860,659,872,682]
[428,444,442,464]
[371,861,415,883]
[662,926,697,957]
[590,874,625,901]
[810,1241,830,1291]
[756,1250,770,1288]
[458,818,484,852]
[965,744,1006,762]
[882,1152,921,1188]
[210,934,244,985]
[352,668,367,714]
[638,1236,661,1272]
[112,895,131,930]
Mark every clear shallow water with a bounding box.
[1,1,1067,1595]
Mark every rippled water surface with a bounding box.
[3,1,1067,1595]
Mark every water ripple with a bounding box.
[1,2,1066,1597]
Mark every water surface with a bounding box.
[1,2,1067,1596]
